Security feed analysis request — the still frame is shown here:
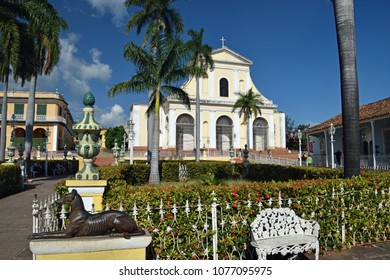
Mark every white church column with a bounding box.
[246,71,250,91]
[268,114,275,148]
[209,70,215,98]
[234,112,240,149]
[234,69,239,97]
[132,106,140,146]
[209,110,216,148]
[279,112,286,148]
[168,108,176,148]
[248,116,252,149]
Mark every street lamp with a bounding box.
[127,119,135,164]
[10,113,16,141]
[233,133,236,156]
[329,123,336,169]
[297,129,302,166]
[207,138,210,158]
[45,127,51,176]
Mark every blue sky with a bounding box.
[8,0,390,128]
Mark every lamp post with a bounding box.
[10,113,16,141]
[207,138,210,158]
[233,133,236,156]
[229,145,234,163]
[127,119,135,164]
[329,123,336,169]
[45,127,50,176]
[297,129,302,166]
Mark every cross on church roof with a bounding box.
[221,37,226,48]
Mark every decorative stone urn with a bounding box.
[66,91,106,212]
[73,92,102,180]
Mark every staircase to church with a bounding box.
[257,148,299,160]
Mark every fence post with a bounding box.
[32,194,39,233]
[211,200,218,260]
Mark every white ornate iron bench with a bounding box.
[250,208,320,260]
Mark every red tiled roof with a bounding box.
[309,97,390,133]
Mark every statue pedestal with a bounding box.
[29,233,151,260]
[66,180,107,212]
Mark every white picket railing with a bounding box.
[32,186,389,260]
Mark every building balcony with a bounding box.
[0,114,67,125]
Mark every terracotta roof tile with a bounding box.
[309,97,390,133]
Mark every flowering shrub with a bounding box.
[103,174,389,259]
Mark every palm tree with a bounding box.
[125,0,183,47]
[186,28,214,162]
[23,0,67,161]
[0,0,32,161]
[232,88,263,149]
[124,0,183,161]
[109,33,193,185]
[332,0,360,177]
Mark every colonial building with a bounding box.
[130,46,286,157]
[308,97,390,169]
[0,90,75,156]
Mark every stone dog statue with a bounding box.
[28,189,145,239]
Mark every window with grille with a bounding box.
[216,116,233,152]
[253,118,268,151]
[176,114,195,151]
[219,78,229,97]
[14,104,24,115]
[384,130,390,155]
[37,104,47,115]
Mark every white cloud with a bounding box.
[97,104,128,128]
[36,33,112,98]
[86,0,129,27]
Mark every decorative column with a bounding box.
[243,144,249,166]
[73,92,102,180]
[66,92,107,212]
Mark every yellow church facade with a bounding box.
[130,46,286,156]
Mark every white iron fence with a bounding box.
[32,186,389,260]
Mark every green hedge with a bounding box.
[96,161,343,186]
[0,165,22,198]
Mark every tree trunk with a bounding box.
[147,90,153,162]
[246,116,251,149]
[148,91,160,185]
[0,78,9,161]
[333,0,360,177]
[25,74,38,162]
[195,77,200,162]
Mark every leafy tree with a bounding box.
[332,0,360,177]
[24,0,67,161]
[231,88,263,148]
[105,126,127,150]
[109,31,195,185]
[124,0,184,160]
[0,0,32,160]
[186,28,214,162]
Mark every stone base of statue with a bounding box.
[66,179,107,212]
[29,232,152,260]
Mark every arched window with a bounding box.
[253,118,268,151]
[219,78,229,97]
[216,116,233,152]
[176,114,194,151]
[13,128,26,148]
